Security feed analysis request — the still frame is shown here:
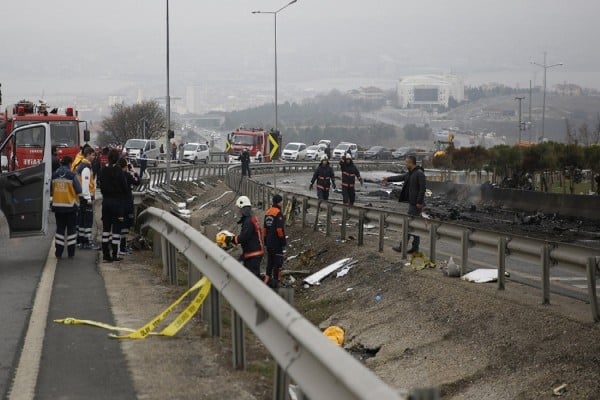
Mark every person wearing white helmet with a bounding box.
[226,196,265,278]
[339,153,362,206]
[309,155,336,200]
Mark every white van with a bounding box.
[123,139,161,166]
[182,142,210,164]
[331,142,358,160]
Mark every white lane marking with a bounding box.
[9,242,57,400]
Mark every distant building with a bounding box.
[396,74,464,109]
[108,95,126,106]
[554,83,583,97]
[347,86,386,101]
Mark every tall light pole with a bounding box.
[531,52,563,142]
[252,0,298,138]
[515,96,525,144]
[165,0,172,190]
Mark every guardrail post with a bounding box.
[542,243,551,305]
[378,213,385,252]
[497,237,506,290]
[586,257,599,323]
[402,216,409,259]
[167,242,178,285]
[301,198,308,228]
[358,210,365,246]
[428,223,437,263]
[325,203,332,237]
[232,310,246,369]
[313,201,321,231]
[207,286,222,336]
[460,230,469,276]
[273,288,294,400]
[340,206,348,240]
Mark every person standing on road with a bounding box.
[240,148,251,178]
[310,155,336,200]
[339,153,362,206]
[99,149,129,262]
[225,196,264,278]
[76,146,97,249]
[382,154,426,254]
[51,156,82,258]
[171,141,177,161]
[51,145,60,173]
[263,194,287,289]
[118,158,140,256]
[139,149,148,181]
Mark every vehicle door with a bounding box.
[0,123,52,238]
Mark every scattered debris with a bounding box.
[346,287,353,291]
[304,258,356,286]
[323,326,344,346]
[409,252,436,271]
[461,269,499,283]
[553,383,567,396]
[444,257,460,277]
[375,294,382,301]
[336,264,353,278]
[348,343,381,363]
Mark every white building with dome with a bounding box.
[396,74,464,108]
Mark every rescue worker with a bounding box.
[339,153,362,206]
[99,149,129,262]
[118,158,140,256]
[309,155,336,200]
[382,154,426,254]
[76,146,97,249]
[240,148,251,177]
[224,196,264,278]
[263,194,287,289]
[51,156,82,258]
[71,143,92,172]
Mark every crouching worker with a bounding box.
[263,194,287,289]
[222,196,265,278]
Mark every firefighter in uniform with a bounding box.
[263,194,287,288]
[309,155,336,200]
[340,153,362,206]
[240,148,251,177]
[225,196,264,278]
[51,156,83,258]
[76,146,97,249]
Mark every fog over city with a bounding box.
[2,0,599,109]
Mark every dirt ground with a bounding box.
[101,178,600,400]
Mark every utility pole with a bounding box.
[515,96,525,144]
[531,52,563,142]
[528,80,533,143]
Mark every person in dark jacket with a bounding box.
[382,154,426,253]
[51,145,60,173]
[226,196,264,278]
[263,194,287,288]
[310,155,336,200]
[99,149,130,262]
[139,149,148,181]
[339,153,362,206]
[51,156,83,258]
[240,148,251,177]
[118,157,140,256]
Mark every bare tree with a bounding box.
[100,101,166,145]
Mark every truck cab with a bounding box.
[228,129,272,163]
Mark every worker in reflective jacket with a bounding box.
[263,194,287,288]
[229,196,264,278]
[309,155,336,200]
[339,153,362,206]
[51,155,83,258]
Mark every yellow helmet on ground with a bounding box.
[216,230,235,249]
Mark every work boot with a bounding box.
[111,244,122,262]
[407,236,420,254]
[102,242,112,262]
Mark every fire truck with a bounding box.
[226,128,281,163]
[2,100,89,170]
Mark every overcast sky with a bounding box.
[2,0,599,104]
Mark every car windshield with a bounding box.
[394,147,411,153]
[231,134,255,146]
[14,120,78,147]
[183,144,197,151]
[125,139,147,149]
[285,144,299,151]
[307,145,319,151]
[336,144,350,150]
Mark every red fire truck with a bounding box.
[226,128,281,163]
[2,100,89,170]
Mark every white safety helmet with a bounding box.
[321,155,328,161]
[236,195,252,209]
[345,153,352,160]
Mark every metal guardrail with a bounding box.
[140,207,406,400]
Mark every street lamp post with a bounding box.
[252,0,298,143]
[531,52,563,142]
[165,0,172,190]
[515,96,525,144]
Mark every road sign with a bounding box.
[268,134,279,159]
[225,138,231,153]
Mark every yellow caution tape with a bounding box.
[54,277,211,340]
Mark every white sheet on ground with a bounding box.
[461,268,499,283]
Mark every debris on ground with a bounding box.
[443,257,460,277]
[336,264,353,278]
[409,252,436,270]
[304,258,356,286]
[553,383,568,396]
[461,269,499,283]
[323,326,345,346]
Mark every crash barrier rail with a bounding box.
[140,206,416,400]
[224,163,600,323]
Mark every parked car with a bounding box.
[392,146,417,159]
[282,142,308,161]
[331,142,358,160]
[363,146,392,160]
[305,144,327,161]
[123,138,161,166]
[182,142,210,164]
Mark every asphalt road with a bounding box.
[0,215,136,400]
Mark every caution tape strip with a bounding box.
[54,277,211,340]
